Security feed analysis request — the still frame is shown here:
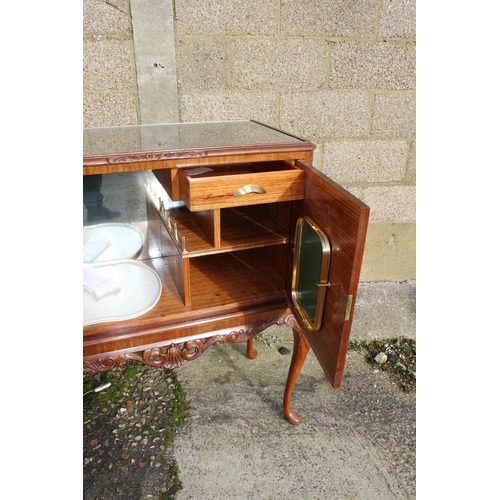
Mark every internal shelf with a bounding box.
[162,205,289,257]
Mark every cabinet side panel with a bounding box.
[190,209,221,247]
[153,168,180,201]
[259,201,293,282]
[260,201,292,229]
[160,218,190,306]
[261,244,289,283]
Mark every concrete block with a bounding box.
[230,39,328,90]
[180,92,277,124]
[281,0,378,37]
[83,39,135,90]
[360,222,416,282]
[343,185,364,200]
[379,0,416,39]
[330,41,416,90]
[363,185,416,222]
[177,40,227,91]
[83,93,138,128]
[371,92,416,138]
[311,141,324,169]
[174,0,277,36]
[323,140,408,183]
[280,91,371,139]
[351,280,416,341]
[83,0,131,35]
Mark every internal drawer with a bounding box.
[178,161,305,211]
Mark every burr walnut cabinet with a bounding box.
[83,120,369,424]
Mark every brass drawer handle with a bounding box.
[234,184,266,197]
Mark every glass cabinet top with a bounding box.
[84,120,306,157]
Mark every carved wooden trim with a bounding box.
[83,150,209,167]
[83,143,315,168]
[83,356,116,373]
[83,315,293,373]
[282,313,310,349]
[105,151,209,164]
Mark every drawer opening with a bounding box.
[178,161,305,211]
[179,161,297,179]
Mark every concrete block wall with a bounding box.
[83,0,416,283]
[83,0,138,127]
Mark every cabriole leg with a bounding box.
[283,327,310,425]
[246,337,258,359]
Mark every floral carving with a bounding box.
[83,315,295,373]
[106,151,208,164]
[83,356,116,373]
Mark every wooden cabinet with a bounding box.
[83,121,369,424]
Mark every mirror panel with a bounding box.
[291,216,331,331]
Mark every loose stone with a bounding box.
[374,352,388,364]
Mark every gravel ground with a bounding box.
[83,365,188,499]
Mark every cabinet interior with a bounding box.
[84,168,294,318]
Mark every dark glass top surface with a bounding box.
[84,120,306,157]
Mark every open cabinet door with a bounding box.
[290,160,370,389]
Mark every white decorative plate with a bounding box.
[83,223,143,263]
[83,259,162,326]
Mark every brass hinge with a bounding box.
[339,288,354,321]
[344,294,353,321]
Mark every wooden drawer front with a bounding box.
[178,162,305,211]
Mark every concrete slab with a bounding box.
[174,337,415,499]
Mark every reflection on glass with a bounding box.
[291,217,331,331]
[83,120,305,157]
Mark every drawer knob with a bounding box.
[234,184,267,197]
